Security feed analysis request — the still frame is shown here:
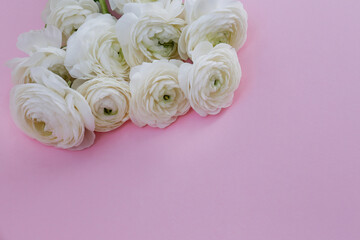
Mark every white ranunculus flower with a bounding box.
[178,42,242,117]
[109,0,159,14]
[65,14,130,81]
[10,67,95,150]
[116,0,185,67]
[129,60,190,128]
[179,0,248,60]
[8,26,72,85]
[74,77,131,132]
[42,0,100,41]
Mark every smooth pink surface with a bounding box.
[1,0,360,239]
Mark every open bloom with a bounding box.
[42,0,100,41]
[8,26,71,85]
[10,67,95,150]
[179,0,248,60]
[116,0,185,67]
[130,60,190,128]
[109,0,160,14]
[75,78,131,132]
[65,14,130,81]
[178,42,242,117]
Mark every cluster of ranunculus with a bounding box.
[8,0,248,150]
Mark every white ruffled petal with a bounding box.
[17,25,62,55]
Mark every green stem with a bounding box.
[98,0,109,14]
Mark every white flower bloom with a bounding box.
[8,26,72,85]
[130,60,190,128]
[179,0,248,60]
[178,42,242,117]
[116,0,185,67]
[74,77,131,132]
[65,14,130,81]
[42,0,100,41]
[109,0,159,14]
[10,67,95,150]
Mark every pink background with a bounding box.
[1,0,360,239]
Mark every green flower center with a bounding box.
[118,48,124,59]
[146,33,178,58]
[163,95,171,101]
[111,43,127,67]
[33,119,52,136]
[104,108,114,116]
[207,31,232,46]
[158,40,175,50]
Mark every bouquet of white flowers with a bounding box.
[8,0,248,150]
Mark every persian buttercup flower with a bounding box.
[65,14,130,81]
[179,0,248,60]
[109,0,159,14]
[10,67,95,150]
[74,78,131,132]
[42,0,100,41]
[178,42,242,117]
[8,26,72,85]
[129,60,190,128]
[116,0,185,67]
